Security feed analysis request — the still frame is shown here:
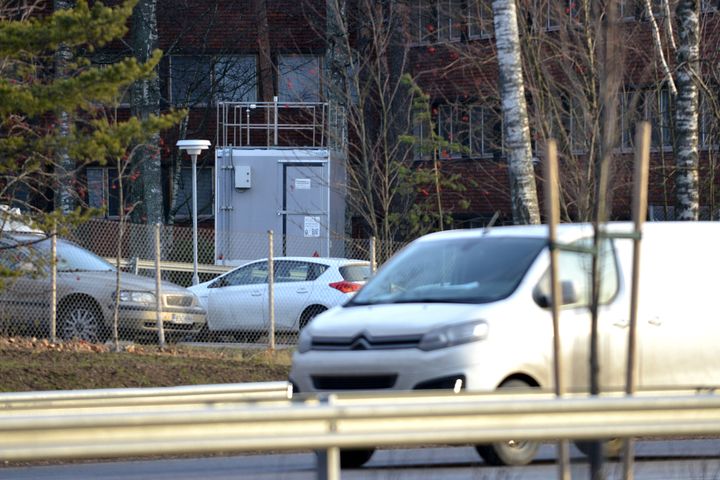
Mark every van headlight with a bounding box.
[297,329,312,353]
[418,320,489,351]
[118,290,155,304]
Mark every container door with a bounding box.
[282,164,328,257]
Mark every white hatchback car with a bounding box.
[188,257,370,337]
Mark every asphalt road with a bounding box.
[3,440,719,479]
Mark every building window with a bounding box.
[431,103,502,160]
[86,168,123,218]
[86,167,214,219]
[700,91,718,148]
[560,96,590,153]
[470,106,502,157]
[702,0,719,12]
[410,0,464,43]
[172,167,214,219]
[170,55,257,106]
[621,88,671,150]
[278,55,321,102]
[619,0,664,19]
[469,0,493,38]
[413,115,434,160]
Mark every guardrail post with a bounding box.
[316,394,340,480]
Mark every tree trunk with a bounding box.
[492,0,540,225]
[54,0,75,215]
[674,0,700,221]
[130,0,163,225]
[254,0,274,102]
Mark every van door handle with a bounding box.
[251,291,263,297]
[648,317,662,326]
[296,288,309,294]
[613,320,629,328]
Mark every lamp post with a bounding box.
[176,139,211,285]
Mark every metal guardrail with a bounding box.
[1,389,719,472]
[104,257,232,276]
[0,382,292,412]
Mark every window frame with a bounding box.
[169,54,258,107]
[277,54,322,103]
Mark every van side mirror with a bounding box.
[534,280,579,308]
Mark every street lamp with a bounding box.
[176,139,211,285]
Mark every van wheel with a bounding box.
[299,305,327,331]
[574,438,623,459]
[475,379,540,466]
[340,448,374,468]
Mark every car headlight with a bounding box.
[297,329,312,354]
[418,320,489,351]
[118,290,156,304]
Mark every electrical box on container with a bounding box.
[234,165,251,189]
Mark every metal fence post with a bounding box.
[544,139,571,480]
[316,393,340,480]
[50,226,57,343]
[623,121,651,480]
[369,236,377,273]
[155,224,165,348]
[268,230,275,351]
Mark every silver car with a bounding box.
[0,233,206,342]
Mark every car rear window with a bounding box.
[339,264,371,282]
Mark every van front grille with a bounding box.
[311,334,422,351]
[312,375,397,390]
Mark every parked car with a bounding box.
[0,233,206,342]
[290,222,720,467]
[188,257,371,337]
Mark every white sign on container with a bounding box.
[295,178,311,190]
[304,216,320,237]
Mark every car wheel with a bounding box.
[59,300,104,343]
[299,305,327,331]
[475,379,540,466]
[574,438,623,459]
[340,448,374,468]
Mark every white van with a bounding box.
[289,222,720,467]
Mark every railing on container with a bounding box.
[217,99,345,149]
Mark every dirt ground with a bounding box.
[0,336,292,392]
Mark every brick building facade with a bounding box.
[83,0,720,233]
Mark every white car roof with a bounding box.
[237,256,369,266]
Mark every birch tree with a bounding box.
[53,0,76,215]
[674,0,700,220]
[492,0,540,224]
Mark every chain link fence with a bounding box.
[0,219,408,348]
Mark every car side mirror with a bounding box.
[534,280,578,308]
[209,277,226,289]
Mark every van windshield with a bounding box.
[349,236,546,306]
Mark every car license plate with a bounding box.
[170,314,194,324]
